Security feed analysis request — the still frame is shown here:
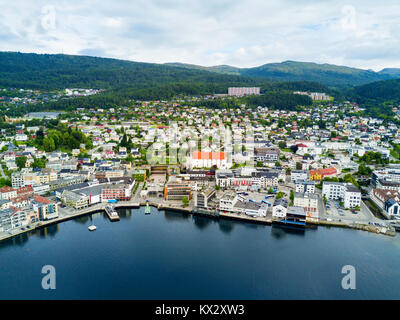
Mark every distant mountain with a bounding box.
[166,60,398,87]
[354,78,400,102]
[0,52,253,90]
[379,68,400,77]
[1,51,397,93]
[165,63,240,75]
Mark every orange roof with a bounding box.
[17,186,33,193]
[320,167,337,175]
[0,186,15,193]
[33,195,53,204]
[192,151,226,160]
[310,167,337,176]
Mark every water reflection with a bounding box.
[74,212,106,224]
[241,221,265,230]
[192,215,213,230]
[271,224,305,239]
[164,210,190,222]
[218,219,235,234]
[37,224,60,238]
[74,215,90,224]
[0,232,29,249]
[118,208,132,219]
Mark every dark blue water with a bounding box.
[1,207,400,299]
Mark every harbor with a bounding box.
[0,197,397,243]
[2,205,400,300]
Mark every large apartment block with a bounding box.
[322,182,361,209]
[228,87,260,96]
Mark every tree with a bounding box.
[296,162,302,170]
[276,191,284,199]
[43,137,55,152]
[343,173,360,189]
[31,157,46,168]
[16,156,27,169]
[290,190,294,202]
[278,141,287,149]
[182,196,189,207]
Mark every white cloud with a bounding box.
[0,0,399,70]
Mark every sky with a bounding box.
[0,0,399,71]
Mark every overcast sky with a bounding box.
[1,0,399,71]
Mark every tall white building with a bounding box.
[228,87,260,96]
[322,182,361,209]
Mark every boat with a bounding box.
[88,216,96,231]
[145,201,151,214]
[105,205,120,221]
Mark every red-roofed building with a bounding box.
[0,186,17,200]
[32,195,58,220]
[17,186,34,198]
[188,151,230,169]
[309,167,337,180]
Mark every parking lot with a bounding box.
[324,199,382,224]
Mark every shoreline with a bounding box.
[0,200,397,243]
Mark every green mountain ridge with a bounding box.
[165,60,398,87]
[0,52,253,90]
[379,68,400,77]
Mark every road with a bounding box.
[0,165,6,178]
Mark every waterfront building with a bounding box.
[293,192,319,219]
[0,208,28,232]
[370,188,400,219]
[322,182,361,209]
[272,198,288,218]
[102,184,132,202]
[32,195,58,220]
[384,199,400,220]
[61,190,89,209]
[219,192,237,212]
[195,188,216,208]
[164,182,192,200]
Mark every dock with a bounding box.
[1,199,397,244]
[105,205,120,221]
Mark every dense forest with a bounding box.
[166,60,398,87]
[0,52,256,90]
[2,51,399,117]
[187,93,313,110]
[344,78,400,120]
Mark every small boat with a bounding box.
[145,201,151,214]
[88,216,96,231]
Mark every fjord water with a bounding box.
[1,207,400,299]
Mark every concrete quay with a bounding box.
[0,199,397,243]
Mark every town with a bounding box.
[1,86,400,240]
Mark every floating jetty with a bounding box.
[105,205,120,221]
